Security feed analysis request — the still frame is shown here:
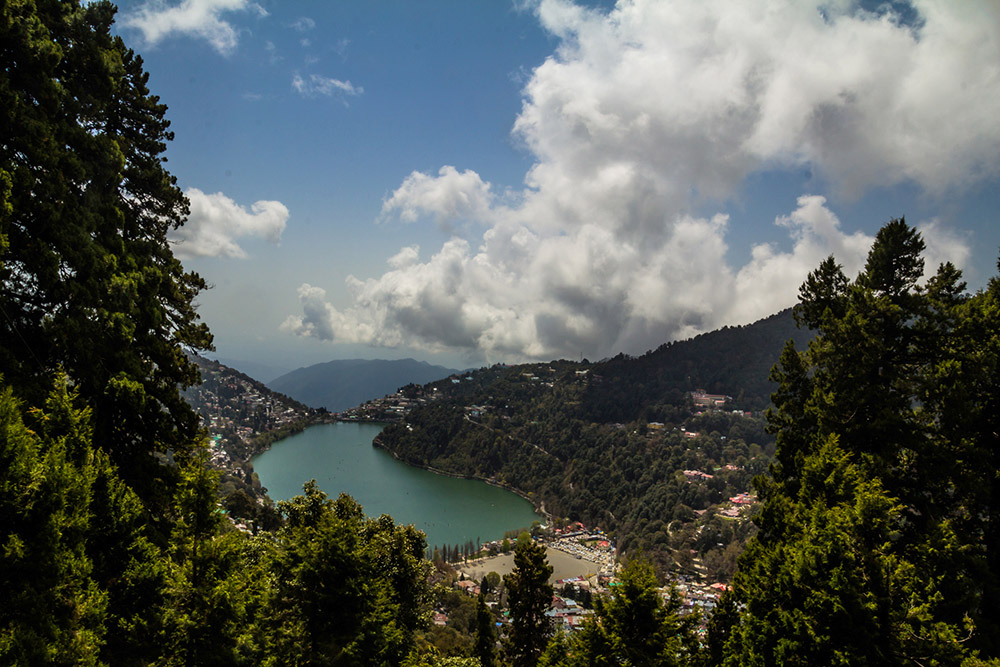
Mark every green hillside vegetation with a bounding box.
[376,313,800,574]
[181,353,325,530]
[582,307,813,421]
[0,3,431,663]
[4,2,1000,665]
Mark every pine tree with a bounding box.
[259,482,430,666]
[568,557,700,666]
[504,539,554,667]
[0,379,106,665]
[0,0,212,512]
[474,591,498,667]
[160,450,252,666]
[727,219,1000,664]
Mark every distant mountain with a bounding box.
[212,356,292,384]
[267,358,461,412]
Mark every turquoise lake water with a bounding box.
[251,422,541,551]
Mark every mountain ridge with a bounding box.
[268,357,461,412]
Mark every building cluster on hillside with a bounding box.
[546,588,594,630]
[445,537,727,635]
[719,492,757,519]
[338,363,597,424]
[690,389,730,409]
[444,522,617,633]
[548,528,617,578]
[207,435,230,468]
[673,575,730,623]
[337,390,434,422]
[183,357,318,493]
[193,367,311,436]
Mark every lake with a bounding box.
[251,422,542,551]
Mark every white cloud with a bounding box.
[122,0,264,55]
[287,196,897,362]
[918,218,973,278]
[286,0,993,361]
[388,246,421,269]
[381,166,497,227]
[292,73,364,98]
[171,188,288,259]
[264,39,281,63]
[726,196,874,325]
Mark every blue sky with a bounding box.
[115,0,1000,376]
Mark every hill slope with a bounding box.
[582,307,813,421]
[375,308,813,574]
[268,358,460,412]
[181,354,320,522]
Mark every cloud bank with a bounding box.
[285,0,999,362]
[122,0,266,55]
[171,188,288,259]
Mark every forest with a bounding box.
[376,312,798,576]
[378,373,769,576]
[3,1,1000,665]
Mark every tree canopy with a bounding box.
[504,539,554,667]
[722,219,1000,665]
[0,0,212,509]
[547,557,700,667]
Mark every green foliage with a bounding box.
[375,316,801,569]
[0,377,436,665]
[403,654,482,667]
[562,557,701,666]
[474,591,498,667]
[380,369,771,569]
[159,450,257,665]
[728,436,905,665]
[705,589,738,667]
[537,631,572,667]
[0,379,105,665]
[258,482,432,666]
[504,539,554,667]
[2,4,461,667]
[729,219,1000,664]
[0,0,212,512]
[586,309,812,420]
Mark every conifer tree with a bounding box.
[565,557,700,666]
[504,539,554,667]
[260,482,430,666]
[0,0,212,511]
[0,379,105,665]
[160,450,252,666]
[726,219,1000,664]
[474,591,498,667]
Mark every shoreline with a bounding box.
[251,422,549,545]
[372,432,552,525]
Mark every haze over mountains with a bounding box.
[267,358,461,412]
[212,357,292,385]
